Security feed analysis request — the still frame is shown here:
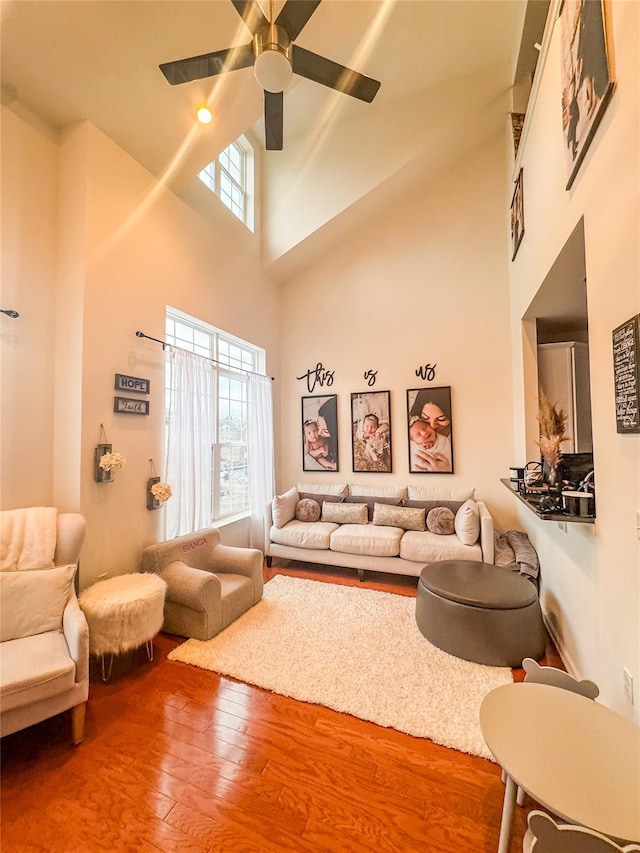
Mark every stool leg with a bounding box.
[101,653,114,682]
[145,639,154,662]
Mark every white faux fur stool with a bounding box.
[78,573,167,680]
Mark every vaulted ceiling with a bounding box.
[1,1,541,276]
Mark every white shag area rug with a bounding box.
[168,575,513,759]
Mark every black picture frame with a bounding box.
[301,394,339,471]
[406,386,454,474]
[511,168,524,261]
[351,391,392,473]
[560,0,615,190]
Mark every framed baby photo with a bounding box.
[301,395,339,472]
[406,386,454,474]
[351,391,392,473]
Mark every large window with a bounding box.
[165,309,263,521]
[198,136,254,231]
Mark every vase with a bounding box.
[542,460,560,491]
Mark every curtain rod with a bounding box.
[135,331,274,380]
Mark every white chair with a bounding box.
[0,511,88,744]
[514,658,599,806]
[524,810,640,852]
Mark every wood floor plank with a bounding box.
[1,560,557,852]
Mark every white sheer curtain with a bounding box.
[247,372,275,550]
[164,348,214,539]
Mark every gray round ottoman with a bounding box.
[415,560,546,667]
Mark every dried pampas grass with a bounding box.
[536,392,569,468]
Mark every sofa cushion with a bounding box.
[350,484,408,499]
[372,503,426,531]
[407,486,475,501]
[0,564,76,642]
[321,502,368,525]
[344,494,403,521]
[426,507,455,535]
[400,531,483,563]
[330,524,403,558]
[454,500,480,545]
[0,631,76,712]
[297,482,348,497]
[295,499,321,522]
[272,488,299,528]
[270,521,338,550]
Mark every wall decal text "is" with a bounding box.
[415,363,436,381]
[297,363,335,393]
[363,370,377,387]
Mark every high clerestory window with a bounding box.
[198,136,254,231]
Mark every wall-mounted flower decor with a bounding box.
[94,424,127,483]
[147,459,172,510]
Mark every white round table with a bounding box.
[480,682,640,852]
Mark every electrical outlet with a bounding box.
[623,668,634,705]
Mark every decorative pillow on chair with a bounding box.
[426,507,455,535]
[272,488,299,528]
[0,563,77,642]
[295,499,321,522]
[454,500,480,545]
[321,502,368,525]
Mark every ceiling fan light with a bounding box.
[254,47,293,93]
[196,105,212,124]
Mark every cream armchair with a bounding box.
[141,527,263,640]
[0,511,88,744]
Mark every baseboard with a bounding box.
[542,610,581,678]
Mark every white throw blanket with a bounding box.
[0,507,58,570]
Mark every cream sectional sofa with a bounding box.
[265,483,494,579]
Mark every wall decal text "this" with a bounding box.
[296,363,335,393]
[415,363,436,381]
[363,370,377,387]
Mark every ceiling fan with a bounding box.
[159,0,381,150]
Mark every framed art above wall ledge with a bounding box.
[612,314,640,433]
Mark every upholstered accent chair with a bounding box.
[0,511,89,744]
[141,528,263,641]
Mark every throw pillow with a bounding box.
[404,499,464,514]
[372,503,426,531]
[350,484,408,499]
[295,498,321,522]
[321,502,368,525]
[298,491,344,505]
[272,487,299,528]
[345,494,403,521]
[426,507,455,535]
[0,563,77,642]
[454,499,480,546]
[296,482,348,497]
[408,486,475,502]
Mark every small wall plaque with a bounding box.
[114,397,149,415]
[115,374,150,394]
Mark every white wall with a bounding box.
[278,133,519,534]
[0,107,58,507]
[509,0,639,720]
[1,112,281,589]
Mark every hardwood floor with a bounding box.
[1,562,562,852]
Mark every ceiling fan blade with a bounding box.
[230,0,269,36]
[275,1,322,41]
[264,90,283,150]
[160,43,254,85]
[292,46,380,102]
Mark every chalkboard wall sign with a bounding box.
[612,314,640,434]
